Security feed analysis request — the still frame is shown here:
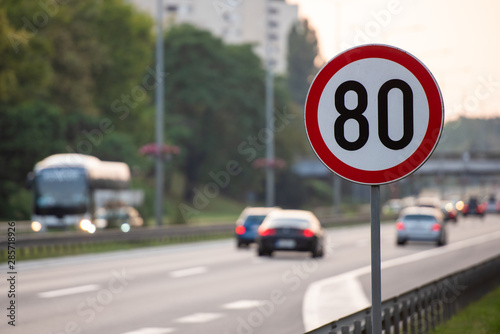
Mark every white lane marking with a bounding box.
[303,229,500,332]
[222,300,266,310]
[169,266,207,278]
[38,284,99,298]
[122,328,176,334]
[175,313,224,323]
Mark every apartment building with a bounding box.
[130,0,298,74]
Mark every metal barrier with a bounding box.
[0,213,398,263]
[0,224,236,262]
[0,213,397,249]
[306,255,500,334]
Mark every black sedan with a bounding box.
[256,209,325,258]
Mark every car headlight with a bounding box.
[79,219,92,231]
[31,221,42,232]
[120,223,131,233]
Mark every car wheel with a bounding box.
[312,243,324,258]
[437,235,446,247]
[312,249,323,258]
[397,239,406,246]
[258,247,271,257]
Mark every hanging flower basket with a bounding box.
[139,143,181,159]
[252,158,287,170]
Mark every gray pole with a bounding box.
[155,0,164,226]
[265,0,275,207]
[370,185,382,334]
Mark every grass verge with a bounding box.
[430,285,500,334]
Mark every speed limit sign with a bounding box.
[305,44,444,185]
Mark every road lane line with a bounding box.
[38,284,100,298]
[303,229,500,331]
[222,300,266,310]
[169,266,207,278]
[175,313,225,323]
[122,328,176,334]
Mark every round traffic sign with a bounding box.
[305,44,444,185]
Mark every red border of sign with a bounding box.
[305,44,444,185]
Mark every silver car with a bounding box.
[396,206,447,246]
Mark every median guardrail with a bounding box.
[306,254,500,334]
[0,212,398,262]
[0,223,235,262]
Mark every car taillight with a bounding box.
[259,228,276,236]
[396,222,405,231]
[303,229,314,238]
[235,225,246,235]
[431,223,441,231]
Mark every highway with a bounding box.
[2,215,500,334]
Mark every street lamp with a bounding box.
[265,0,277,207]
[155,0,165,226]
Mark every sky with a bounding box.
[287,0,500,121]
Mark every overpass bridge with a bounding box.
[293,152,500,202]
[293,152,500,178]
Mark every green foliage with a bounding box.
[436,117,500,153]
[0,0,155,219]
[0,2,328,221]
[163,24,267,200]
[430,286,500,334]
[287,19,321,106]
[0,5,52,104]
[0,102,66,218]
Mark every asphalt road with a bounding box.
[2,214,500,334]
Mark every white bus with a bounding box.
[27,154,133,232]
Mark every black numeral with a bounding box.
[334,80,414,150]
[334,81,369,151]
[378,79,413,150]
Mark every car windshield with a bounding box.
[267,218,310,229]
[243,215,267,227]
[403,214,437,223]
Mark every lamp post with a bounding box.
[155,0,165,226]
[265,0,276,207]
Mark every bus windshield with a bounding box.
[34,168,89,215]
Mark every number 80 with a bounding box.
[334,79,414,151]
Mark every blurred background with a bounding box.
[2,2,500,334]
[2,0,500,226]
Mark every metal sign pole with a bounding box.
[371,185,381,334]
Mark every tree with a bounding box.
[163,24,267,201]
[287,19,321,107]
[0,5,52,104]
[0,0,156,218]
[0,102,66,218]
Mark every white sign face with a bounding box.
[305,45,444,185]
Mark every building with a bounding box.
[130,0,298,74]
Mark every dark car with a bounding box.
[235,207,279,247]
[256,209,325,258]
[462,197,485,217]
